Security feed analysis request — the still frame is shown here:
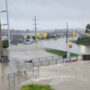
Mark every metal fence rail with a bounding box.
[14,55,82,72]
[23,55,81,67]
[8,55,81,90]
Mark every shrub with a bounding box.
[21,84,54,90]
[2,40,9,48]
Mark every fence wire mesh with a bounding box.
[0,55,82,90]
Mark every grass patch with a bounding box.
[45,49,78,57]
[21,84,54,90]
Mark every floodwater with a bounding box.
[0,63,9,76]
[42,38,90,55]
[0,37,90,90]
[0,63,9,90]
[1,37,90,76]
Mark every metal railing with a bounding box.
[14,55,82,73]
[24,55,81,67]
[7,55,81,90]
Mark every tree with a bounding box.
[27,36,30,38]
[2,40,9,48]
[86,24,90,33]
[32,36,35,40]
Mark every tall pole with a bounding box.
[66,22,68,44]
[0,22,3,58]
[5,0,13,75]
[66,22,70,60]
[34,16,37,46]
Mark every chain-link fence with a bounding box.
[0,55,82,90]
[23,55,82,67]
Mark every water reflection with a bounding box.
[0,63,9,76]
[41,38,90,55]
[0,38,90,77]
[79,45,90,54]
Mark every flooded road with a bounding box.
[1,37,90,77]
[0,63,9,76]
[0,63,9,90]
[42,38,90,55]
[0,37,90,90]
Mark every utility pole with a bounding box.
[5,0,13,76]
[0,22,3,59]
[66,22,68,44]
[66,22,70,61]
[34,16,37,45]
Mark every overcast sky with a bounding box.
[0,0,90,30]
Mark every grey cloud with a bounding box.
[0,0,90,30]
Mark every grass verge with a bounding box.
[45,49,78,57]
[21,84,54,90]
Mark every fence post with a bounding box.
[37,66,40,78]
[17,61,20,89]
[58,56,60,60]
[52,56,53,61]
[76,56,78,60]
[13,73,16,90]
[32,63,35,78]
[41,61,42,66]
[48,60,50,65]
[8,74,11,90]
[69,57,71,62]
[63,58,64,63]
[45,57,48,66]
[56,59,58,64]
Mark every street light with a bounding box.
[0,0,13,76]
[6,0,13,76]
